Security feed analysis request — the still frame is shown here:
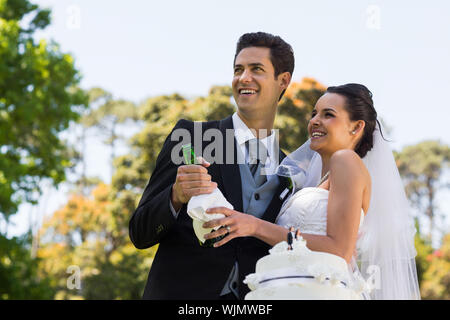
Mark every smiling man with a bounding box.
[129,32,295,300]
[233,40,291,139]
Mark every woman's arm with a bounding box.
[255,151,366,262]
[204,208,357,264]
[321,149,367,262]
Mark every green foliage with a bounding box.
[0,232,55,299]
[38,184,156,299]
[0,0,87,219]
[414,218,434,285]
[395,141,450,239]
[395,141,450,196]
[116,89,237,195]
[420,234,450,299]
[81,243,153,300]
[82,87,138,133]
[81,87,138,178]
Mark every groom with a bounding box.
[129,32,294,299]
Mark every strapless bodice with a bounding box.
[276,187,365,235]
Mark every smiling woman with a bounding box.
[324,84,383,158]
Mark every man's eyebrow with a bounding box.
[234,62,265,68]
[248,63,265,67]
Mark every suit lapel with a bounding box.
[260,149,289,222]
[217,115,289,219]
[218,115,243,212]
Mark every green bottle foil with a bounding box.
[182,143,196,165]
[182,144,224,248]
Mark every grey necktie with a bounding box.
[246,139,268,186]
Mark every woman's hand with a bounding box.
[202,207,259,247]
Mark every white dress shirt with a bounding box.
[232,112,278,175]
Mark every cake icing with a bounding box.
[244,236,369,300]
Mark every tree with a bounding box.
[395,141,450,240]
[413,218,434,286]
[0,231,55,299]
[0,0,87,222]
[38,183,155,299]
[82,88,138,179]
[420,234,450,299]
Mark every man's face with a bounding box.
[232,47,284,114]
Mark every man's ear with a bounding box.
[277,72,292,101]
[279,72,292,91]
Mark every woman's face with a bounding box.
[308,92,363,156]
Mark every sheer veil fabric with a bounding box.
[276,123,421,299]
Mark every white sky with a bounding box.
[5,0,450,244]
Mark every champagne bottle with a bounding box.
[182,143,226,247]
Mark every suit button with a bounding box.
[254,193,260,200]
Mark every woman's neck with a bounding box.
[320,153,331,177]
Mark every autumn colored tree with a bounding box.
[420,234,450,299]
[38,183,155,299]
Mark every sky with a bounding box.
[5,0,450,243]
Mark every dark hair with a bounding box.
[234,32,294,100]
[326,83,384,158]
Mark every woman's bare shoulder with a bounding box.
[330,149,371,185]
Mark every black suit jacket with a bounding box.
[129,115,289,299]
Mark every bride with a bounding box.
[203,83,420,300]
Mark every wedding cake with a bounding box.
[244,236,368,300]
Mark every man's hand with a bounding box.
[171,157,217,211]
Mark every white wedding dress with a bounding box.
[278,186,368,296]
[276,187,365,237]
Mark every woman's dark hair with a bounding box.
[326,83,385,158]
[234,32,294,100]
